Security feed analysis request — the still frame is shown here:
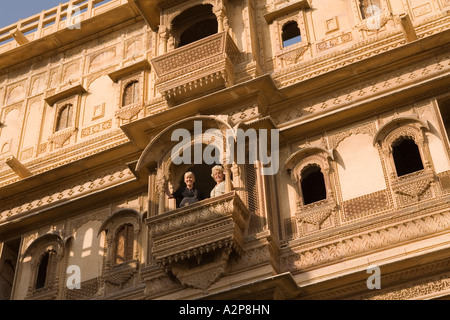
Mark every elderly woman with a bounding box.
[210,165,226,197]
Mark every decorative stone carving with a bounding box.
[151,31,241,105]
[296,198,337,226]
[342,190,390,221]
[356,11,392,31]
[172,249,230,291]
[391,170,436,205]
[146,192,250,290]
[142,265,181,297]
[47,127,77,147]
[114,102,144,120]
[64,278,102,300]
[277,43,309,66]
[281,209,450,273]
[103,260,138,288]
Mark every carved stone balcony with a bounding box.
[151,31,241,105]
[146,191,250,290]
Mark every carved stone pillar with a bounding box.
[156,169,166,214]
[158,192,165,214]
[215,9,227,32]
[148,169,157,216]
[292,172,304,210]
[159,27,169,54]
[105,237,113,270]
[224,163,233,192]
[322,164,334,200]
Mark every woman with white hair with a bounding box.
[210,165,226,197]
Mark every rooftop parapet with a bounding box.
[0,0,140,69]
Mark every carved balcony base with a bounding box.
[392,169,436,206]
[171,249,231,291]
[146,192,250,290]
[103,260,138,289]
[151,31,241,106]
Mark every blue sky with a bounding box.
[0,0,65,29]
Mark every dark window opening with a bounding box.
[392,138,424,177]
[438,98,450,142]
[282,21,301,47]
[122,81,140,106]
[179,19,218,47]
[301,165,327,205]
[56,104,73,132]
[35,250,56,290]
[115,224,134,265]
[174,163,216,208]
[0,238,20,300]
[172,4,217,48]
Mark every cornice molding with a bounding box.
[281,201,450,273]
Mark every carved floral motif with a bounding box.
[147,192,250,290]
[47,127,77,147]
[114,102,143,120]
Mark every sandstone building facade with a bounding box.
[1,0,450,300]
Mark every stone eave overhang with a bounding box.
[121,74,285,149]
[0,137,141,201]
[295,246,450,300]
[199,272,302,300]
[0,174,144,239]
[131,0,161,31]
[273,26,450,141]
[0,1,141,71]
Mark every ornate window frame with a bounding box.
[373,116,437,206]
[22,233,65,300]
[264,0,311,68]
[374,116,432,178]
[45,85,86,149]
[98,209,142,270]
[285,146,337,231]
[108,60,150,122]
[158,0,229,53]
[98,209,142,290]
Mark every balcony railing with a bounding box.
[0,0,123,54]
[151,31,241,105]
[147,191,249,267]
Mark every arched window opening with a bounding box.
[282,21,301,47]
[0,238,20,300]
[56,104,73,132]
[179,19,218,47]
[359,0,381,19]
[115,224,134,265]
[35,250,56,290]
[392,138,424,176]
[122,81,140,107]
[172,5,218,48]
[438,98,450,142]
[301,165,327,205]
[172,163,216,208]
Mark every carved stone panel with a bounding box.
[146,192,250,290]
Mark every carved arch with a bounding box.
[373,116,429,147]
[22,233,65,261]
[22,232,65,298]
[136,115,234,174]
[373,116,435,185]
[160,0,229,51]
[136,115,237,215]
[98,209,142,269]
[285,146,336,211]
